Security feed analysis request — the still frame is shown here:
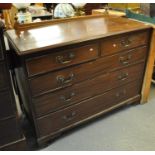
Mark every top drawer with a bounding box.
[26,43,99,77]
[101,30,149,56]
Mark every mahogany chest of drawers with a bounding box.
[0,22,27,150]
[5,16,152,145]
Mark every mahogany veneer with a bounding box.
[5,16,152,145]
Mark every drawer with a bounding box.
[37,80,141,137]
[0,90,15,120]
[101,46,147,71]
[33,63,145,117]
[29,46,147,97]
[0,63,8,89]
[101,30,149,56]
[0,118,21,147]
[29,59,110,97]
[29,46,147,96]
[26,43,99,77]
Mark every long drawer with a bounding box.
[33,62,145,117]
[26,43,99,77]
[37,80,141,137]
[101,30,149,56]
[29,46,147,97]
[0,90,15,120]
[0,118,21,146]
[0,63,8,90]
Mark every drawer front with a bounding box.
[37,80,141,137]
[0,118,21,146]
[0,63,8,89]
[29,46,147,97]
[101,46,147,71]
[33,63,145,117]
[26,43,99,77]
[101,30,149,56]
[0,90,15,120]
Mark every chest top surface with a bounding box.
[5,16,151,56]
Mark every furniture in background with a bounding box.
[5,16,152,145]
[140,4,155,18]
[0,21,27,151]
[84,3,105,15]
[0,3,13,29]
[92,9,126,17]
[108,3,140,11]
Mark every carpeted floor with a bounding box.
[42,84,155,151]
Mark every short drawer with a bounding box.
[101,30,149,56]
[26,43,99,77]
[0,118,21,147]
[101,46,147,71]
[29,46,147,97]
[33,63,145,117]
[0,90,15,120]
[37,80,141,137]
[0,63,8,89]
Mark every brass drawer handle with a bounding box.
[60,92,75,102]
[56,73,74,85]
[62,111,76,122]
[121,38,131,48]
[118,73,129,81]
[56,52,75,64]
[116,90,126,97]
[119,55,132,65]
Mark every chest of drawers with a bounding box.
[5,16,152,145]
[0,22,27,150]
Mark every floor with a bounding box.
[41,84,155,151]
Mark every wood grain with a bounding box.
[33,63,145,117]
[6,16,151,55]
[5,17,152,145]
[26,43,99,77]
[37,80,141,137]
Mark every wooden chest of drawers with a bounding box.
[5,16,152,145]
[0,22,27,150]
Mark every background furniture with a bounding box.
[92,9,126,17]
[83,3,105,15]
[0,21,27,150]
[108,3,140,11]
[140,4,155,17]
[0,4,13,29]
[5,16,152,145]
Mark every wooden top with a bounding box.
[5,16,151,56]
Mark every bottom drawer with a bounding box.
[37,80,142,137]
[0,118,21,147]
